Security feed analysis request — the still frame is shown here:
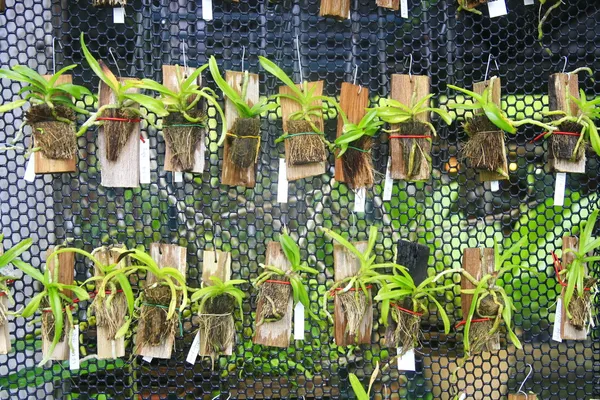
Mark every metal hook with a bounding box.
[353,64,362,94]
[407,54,413,80]
[241,46,246,73]
[517,363,533,399]
[562,56,568,74]
[295,35,304,89]
[51,37,63,75]
[108,48,122,78]
[181,42,189,78]
[484,54,499,83]
[211,395,231,400]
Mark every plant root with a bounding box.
[102,108,138,162]
[396,120,431,179]
[198,294,236,366]
[467,319,495,354]
[550,121,585,162]
[163,111,204,171]
[28,104,77,160]
[91,291,128,340]
[0,299,7,327]
[256,277,291,326]
[337,290,367,337]
[567,278,596,330]
[286,120,326,165]
[341,136,374,189]
[41,299,69,343]
[386,306,421,354]
[139,285,179,347]
[228,117,261,168]
[462,115,505,172]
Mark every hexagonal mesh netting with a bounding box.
[0,0,599,399]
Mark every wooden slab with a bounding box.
[560,236,587,340]
[98,77,140,188]
[135,243,187,359]
[508,394,537,400]
[333,242,372,346]
[199,250,233,356]
[548,73,586,173]
[280,81,326,181]
[0,244,8,355]
[320,0,350,19]
[42,247,75,361]
[335,83,369,183]
[376,0,399,10]
[35,74,77,174]
[473,78,508,182]
[461,248,500,351]
[221,70,260,188]
[396,240,430,286]
[162,65,205,174]
[93,245,128,359]
[389,74,431,181]
[254,242,293,348]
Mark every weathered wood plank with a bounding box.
[560,236,587,340]
[320,0,350,19]
[376,0,399,10]
[508,394,537,400]
[0,242,9,354]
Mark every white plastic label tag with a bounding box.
[524,0,534,4]
[354,188,366,213]
[383,157,393,201]
[459,394,467,400]
[113,7,125,24]
[488,0,508,18]
[202,0,213,20]
[140,139,151,184]
[554,172,566,207]
[277,158,288,204]
[397,347,416,371]
[186,331,201,364]
[552,298,563,342]
[294,302,305,340]
[69,325,80,370]
[400,0,408,18]
[490,180,500,192]
[142,355,153,363]
[24,157,35,182]
[174,171,183,183]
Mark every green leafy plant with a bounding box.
[190,276,246,321]
[349,362,379,400]
[0,235,34,325]
[537,0,562,51]
[456,0,487,15]
[334,108,383,158]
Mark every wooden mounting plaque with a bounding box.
[473,78,508,182]
[280,81,326,181]
[333,242,372,346]
[376,0,399,10]
[93,245,128,359]
[389,74,431,181]
[135,243,187,359]
[162,65,206,174]
[0,244,9,355]
[461,248,500,352]
[548,73,586,174]
[35,74,77,174]
[560,236,587,340]
[221,70,260,188]
[98,77,140,188]
[320,0,350,20]
[254,242,293,348]
[199,250,233,356]
[508,394,537,400]
[397,240,430,286]
[42,247,75,361]
[335,82,369,183]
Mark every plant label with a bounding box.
[487,0,507,18]
[23,157,35,182]
[490,180,500,192]
[354,188,366,213]
[69,325,80,371]
[400,0,408,18]
[174,171,183,183]
[552,298,563,342]
[202,0,213,21]
[459,393,467,400]
[524,0,534,4]
[142,355,153,363]
[383,156,393,201]
[186,331,201,364]
[554,172,566,207]
[139,138,151,185]
[396,347,415,371]
[294,302,305,340]
[113,7,125,24]
[277,158,288,203]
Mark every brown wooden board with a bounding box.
[42,247,75,361]
[548,73,586,174]
[97,77,140,188]
[460,248,500,351]
[376,0,399,10]
[335,82,369,183]
[199,250,232,356]
[508,394,537,400]
[279,81,326,181]
[560,236,587,340]
[389,74,431,181]
[254,242,293,348]
[35,74,77,174]
[319,0,350,20]
[221,70,260,188]
[0,244,9,354]
[162,65,205,174]
[473,78,508,182]
[135,243,187,359]
[333,242,372,346]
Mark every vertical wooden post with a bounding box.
[473,78,508,182]
[97,77,140,188]
[279,81,326,181]
[42,247,75,361]
[221,70,260,188]
[560,236,587,340]
[319,0,350,20]
[135,243,187,359]
[35,74,77,174]
[335,82,369,183]
[376,0,399,10]
[333,242,372,346]
[0,244,9,355]
[254,242,293,348]
[389,74,432,181]
[508,394,537,400]
[199,250,233,356]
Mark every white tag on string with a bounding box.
[396,347,415,371]
[23,157,35,182]
[552,298,563,342]
[139,138,151,184]
[490,180,500,192]
[294,302,305,340]
[383,157,393,201]
[186,331,201,364]
[354,188,366,213]
[554,172,566,207]
[202,0,213,20]
[174,171,183,183]
[277,158,288,204]
[458,393,467,400]
[524,0,534,4]
[400,0,408,18]
[487,0,508,18]
[142,355,153,363]
[69,325,80,371]
[113,7,125,24]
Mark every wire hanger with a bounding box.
[516,363,533,399]
[51,37,63,75]
[108,48,122,78]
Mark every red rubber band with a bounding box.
[97,117,141,123]
[140,135,145,143]
[265,279,291,285]
[389,135,432,139]
[552,251,591,291]
[530,131,581,144]
[0,292,5,297]
[391,302,423,316]
[455,317,491,329]
[5,280,14,285]
[330,285,372,296]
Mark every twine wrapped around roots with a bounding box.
[100,108,138,162]
[41,300,70,343]
[393,120,431,180]
[163,111,204,171]
[567,278,596,330]
[198,294,236,365]
[91,291,128,340]
[285,120,327,165]
[461,114,506,173]
[27,104,77,160]
[337,290,368,336]
[228,118,261,168]
[341,136,374,189]
[139,286,179,347]
[467,293,504,354]
[256,278,291,326]
[550,121,585,161]
[387,306,421,354]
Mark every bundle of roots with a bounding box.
[198,294,236,360]
[337,290,368,337]
[256,277,291,326]
[550,121,585,161]
[139,285,179,347]
[163,111,204,171]
[27,104,77,160]
[341,136,374,189]
[286,120,327,165]
[102,108,138,162]
[462,115,505,172]
[467,293,504,354]
[93,0,126,6]
[228,117,261,168]
[395,120,431,179]
[0,298,7,327]
[41,299,69,343]
[567,278,596,330]
[91,290,128,340]
[386,306,421,354]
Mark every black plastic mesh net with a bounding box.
[0,0,599,398]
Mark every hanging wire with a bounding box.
[181,42,189,77]
[516,363,533,399]
[51,37,63,75]
[108,48,122,78]
[562,56,568,73]
[295,35,304,89]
